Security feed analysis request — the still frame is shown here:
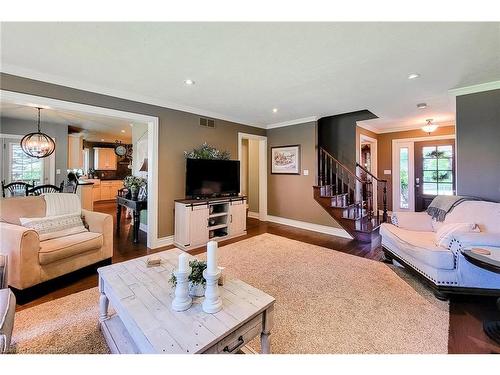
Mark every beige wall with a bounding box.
[247,139,260,213]
[377,125,456,211]
[0,73,266,238]
[267,121,342,228]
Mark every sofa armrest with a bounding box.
[82,210,113,258]
[0,222,41,289]
[453,232,500,248]
[391,211,434,232]
[0,254,6,290]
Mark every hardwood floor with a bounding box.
[15,201,500,354]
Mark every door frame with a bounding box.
[359,133,378,211]
[237,132,268,221]
[1,90,162,249]
[392,134,456,212]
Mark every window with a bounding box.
[399,147,409,209]
[422,145,453,196]
[9,143,44,184]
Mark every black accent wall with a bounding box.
[456,89,500,202]
[318,110,378,167]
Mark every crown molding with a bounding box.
[356,122,380,134]
[449,80,500,97]
[375,122,455,134]
[1,64,266,129]
[266,116,318,129]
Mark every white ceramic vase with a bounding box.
[189,282,206,297]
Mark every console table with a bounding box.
[98,248,275,354]
[461,248,500,344]
[116,196,147,244]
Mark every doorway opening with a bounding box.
[0,90,162,248]
[358,133,378,213]
[237,133,267,221]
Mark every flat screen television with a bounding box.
[186,158,240,198]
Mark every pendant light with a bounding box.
[20,107,56,158]
[422,119,438,135]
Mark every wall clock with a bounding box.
[115,144,127,157]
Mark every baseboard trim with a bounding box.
[266,215,352,239]
[247,211,260,219]
[150,235,174,249]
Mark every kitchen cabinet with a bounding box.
[68,135,84,169]
[94,148,117,170]
[99,180,124,201]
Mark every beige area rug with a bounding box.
[11,233,449,354]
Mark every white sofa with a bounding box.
[380,201,500,299]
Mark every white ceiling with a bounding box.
[1,22,499,131]
[0,101,143,142]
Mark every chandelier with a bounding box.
[20,107,56,159]
[422,119,438,135]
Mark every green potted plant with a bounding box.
[169,259,207,297]
[123,175,147,200]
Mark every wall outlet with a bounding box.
[56,169,61,175]
[384,169,391,175]
[303,169,309,176]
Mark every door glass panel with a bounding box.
[399,147,409,209]
[423,170,437,182]
[423,158,437,170]
[437,145,453,158]
[421,143,454,196]
[437,170,453,183]
[437,158,452,170]
[423,183,438,195]
[438,183,454,195]
[423,146,437,158]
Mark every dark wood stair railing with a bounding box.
[355,162,388,223]
[314,147,387,245]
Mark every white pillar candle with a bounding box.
[206,241,218,274]
[178,253,189,273]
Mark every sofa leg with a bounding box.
[433,290,449,301]
[382,250,393,264]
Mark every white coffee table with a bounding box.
[97,249,275,354]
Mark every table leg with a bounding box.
[99,277,109,322]
[133,210,140,244]
[116,204,121,234]
[483,297,500,344]
[260,305,274,354]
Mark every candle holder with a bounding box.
[202,269,222,313]
[171,268,192,312]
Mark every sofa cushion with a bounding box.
[432,201,500,233]
[39,231,103,265]
[434,222,480,248]
[0,196,46,225]
[20,213,88,241]
[380,223,456,270]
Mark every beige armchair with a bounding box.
[0,196,113,290]
[1,254,15,354]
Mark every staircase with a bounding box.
[313,147,388,246]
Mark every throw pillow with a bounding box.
[434,222,480,248]
[19,213,89,241]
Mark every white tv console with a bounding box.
[174,196,247,250]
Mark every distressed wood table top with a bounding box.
[98,248,275,354]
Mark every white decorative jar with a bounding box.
[189,282,206,297]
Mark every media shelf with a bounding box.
[174,196,247,250]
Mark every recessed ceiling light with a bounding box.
[129,123,134,127]
[417,103,427,109]
[408,73,420,80]
[184,79,195,85]
[272,108,278,113]
[121,129,126,133]
[101,139,105,142]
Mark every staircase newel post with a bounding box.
[382,181,388,223]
